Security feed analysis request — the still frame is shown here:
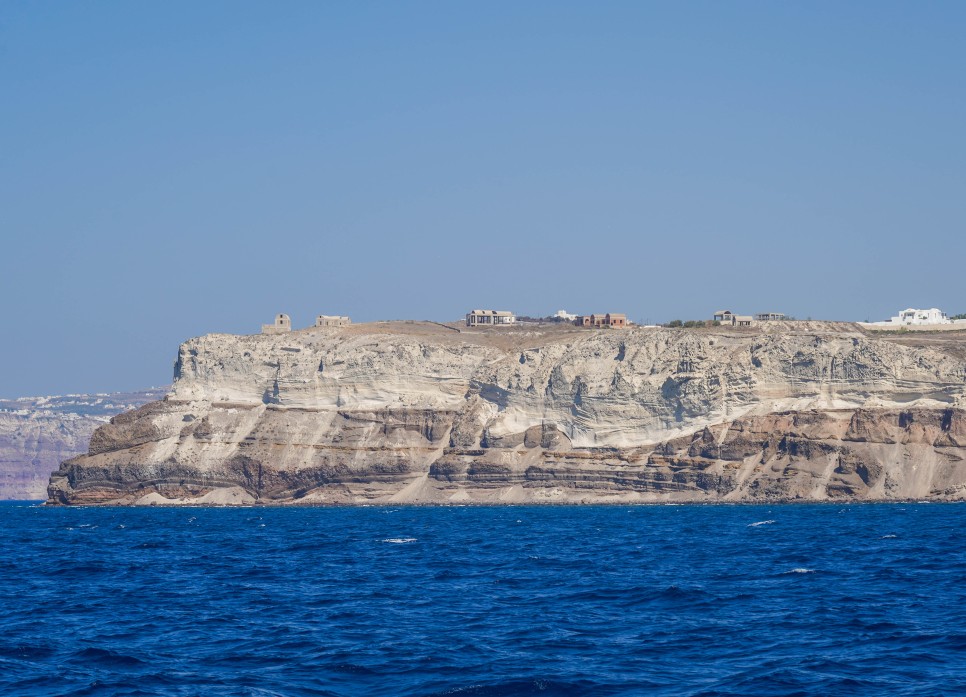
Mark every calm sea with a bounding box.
[1,503,964,696]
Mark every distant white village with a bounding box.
[259,306,966,334]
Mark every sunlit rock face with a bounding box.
[0,390,165,500]
[46,321,966,505]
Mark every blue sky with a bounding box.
[1,1,964,395]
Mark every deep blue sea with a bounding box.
[1,503,964,696]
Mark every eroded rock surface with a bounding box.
[46,322,966,504]
[0,390,166,499]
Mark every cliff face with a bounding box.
[47,322,966,505]
[0,390,165,499]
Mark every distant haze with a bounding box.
[1,2,964,396]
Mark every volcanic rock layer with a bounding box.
[47,321,966,505]
[0,390,164,500]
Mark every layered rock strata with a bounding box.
[0,390,165,499]
[47,322,966,504]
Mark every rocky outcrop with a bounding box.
[46,322,966,505]
[0,389,166,499]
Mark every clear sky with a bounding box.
[1,1,964,396]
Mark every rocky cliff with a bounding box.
[47,322,966,505]
[1,390,166,499]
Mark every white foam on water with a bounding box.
[748,520,775,527]
[383,537,417,544]
[880,534,897,539]
[785,568,816,574]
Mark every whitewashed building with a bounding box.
[872,308,951,327]
[466,309,516,327]
[554,310,577,321]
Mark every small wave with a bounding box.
[382,538,417,544]
[880,534,897,539]
[0,642,56,660]
[748,520,775,527]
[785,568,816,574]
[430,678,604,695]
[659,584,708,599]
[70,646,147,668]
[328,662,379,675]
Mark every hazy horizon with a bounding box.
[2,1,964,395]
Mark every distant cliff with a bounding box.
[0,390,165,499]
[47,322,966,505]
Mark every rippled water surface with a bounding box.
[1,503,964,696]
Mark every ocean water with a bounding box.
[1,503,964,696]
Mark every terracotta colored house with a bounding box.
[575,313,627,329]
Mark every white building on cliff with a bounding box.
[869,308,951,327]
[262,313,292,334]
[316,315,351,327]
[466,309,516,327]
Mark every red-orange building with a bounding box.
[575,313,627,328]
